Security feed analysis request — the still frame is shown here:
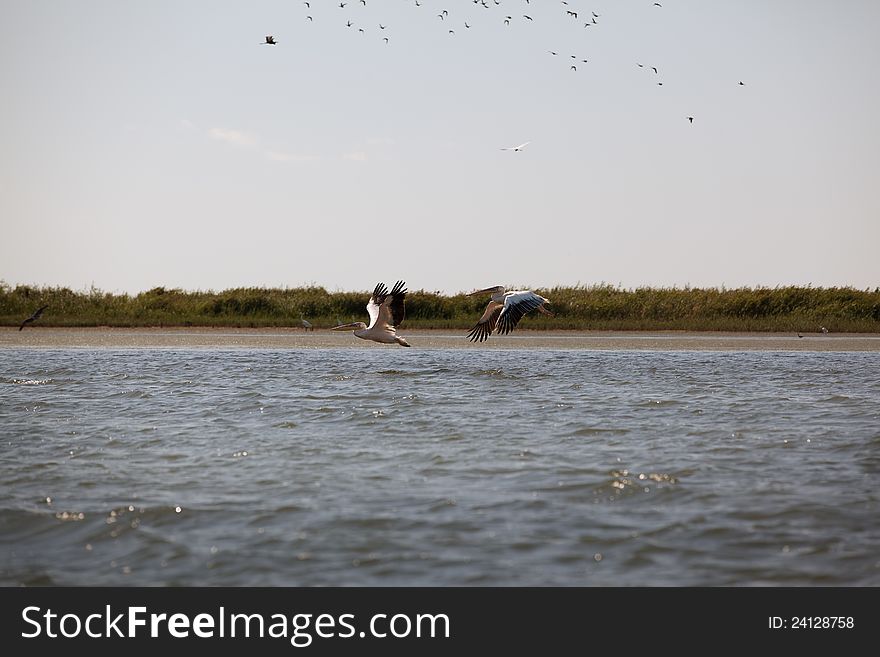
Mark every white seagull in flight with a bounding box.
[500,141,531,152]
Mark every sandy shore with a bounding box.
[2,327,879,350]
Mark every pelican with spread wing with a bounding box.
[466,286,553,342]
[332,281,411,346]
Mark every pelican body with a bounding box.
[332,281,411,346]
[466,286,553,342]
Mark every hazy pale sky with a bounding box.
[2,0,878,295]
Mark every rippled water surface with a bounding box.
[1,347,878,585]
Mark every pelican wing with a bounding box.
[466,301,504,342]
[496,291,545,335]
[366,282,389,329]
[387,280,407,328]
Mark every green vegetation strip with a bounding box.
[2,283,879,332]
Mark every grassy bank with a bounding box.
[2,283,879,332]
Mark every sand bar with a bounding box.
[2,327,879,351]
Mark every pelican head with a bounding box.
[467,285,505,297]
[331,322,367,331]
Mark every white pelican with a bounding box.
[19,305,48,331]
[332,281,411,346]
[501,141,531,152]
[466,286,553,342]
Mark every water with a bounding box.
[1,347,878,586]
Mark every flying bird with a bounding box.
[500,141,531,151]
[332,282,411,346]
[687,116,694,123]
[262,35,277,45]
[465,287,553,342]
[19,305,48,331]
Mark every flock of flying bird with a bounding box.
[15,3,755,341]
[261,1,746,127]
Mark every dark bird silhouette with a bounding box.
[687,116,694,123]
[523,15,533,20]
[19,305,48,331]
[307,16,313,21]
[738,81,745,86]
[653,2,662,6]
[651,66,658,74]
[570,65,577,71]
[797,332,804,338]
[262,35,277,45]
[383,36,389,43]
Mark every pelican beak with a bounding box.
[467,286,498,296]
[332,323,359,331]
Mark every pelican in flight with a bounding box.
[332,281,411,346]
[262,35,277,45]
[501,141,530,152]
[466,287,553,342]
[19,305,48,331]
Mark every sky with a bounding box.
[1,0,878,296]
